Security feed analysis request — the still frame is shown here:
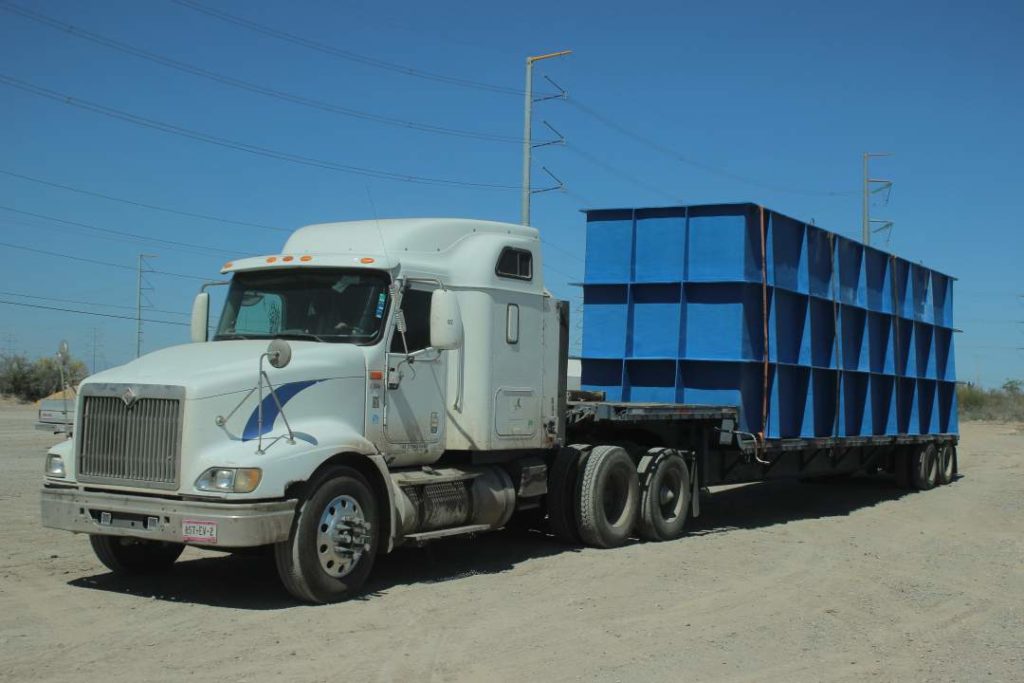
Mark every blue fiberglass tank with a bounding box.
[579,203,957,439]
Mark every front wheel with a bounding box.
[89,535,184,574]
[274,467,379,604]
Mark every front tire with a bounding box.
[89,535,184,574]
[274,466,379,604]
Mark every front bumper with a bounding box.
[41,486,296,547]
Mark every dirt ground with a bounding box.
[0,403,1021,683]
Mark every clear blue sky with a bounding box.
[1,0,1021,386]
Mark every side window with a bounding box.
[390,288,432,353]
[496,247,533,280]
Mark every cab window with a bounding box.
[496,247,532,280]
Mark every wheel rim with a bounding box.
[316,495,370,579]
[657,466,685,522]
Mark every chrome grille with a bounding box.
[78,390,183,490]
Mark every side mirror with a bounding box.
[429,289,464,351]
[191,292,210,343]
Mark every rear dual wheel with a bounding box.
[637,449,691,542]
[937,444,956,485]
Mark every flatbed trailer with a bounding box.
[564,399,958,519]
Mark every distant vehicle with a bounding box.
[40,206,958,603]
[35,390,75,435]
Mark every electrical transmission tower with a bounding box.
[520,50,571,226]
[862,152,894,246]
[136,253,157,358]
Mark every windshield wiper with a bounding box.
[273,332,326,342]
[215,333,253,340]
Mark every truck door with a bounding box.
[384,287,447,452]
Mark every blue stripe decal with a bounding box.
[242,380,322,441]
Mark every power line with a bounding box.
[0,299,189,327]
[0,240,209,281]
[0,74,520,191]
[0,169,287,233]
[0,205,240,257]
[2,4,521,144]
[566,97,856,198]
[0,289,189,317]
[564,142,681,204]
[171,0,525,97]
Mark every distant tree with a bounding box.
[0,352,89,402]
[1003,379,1022,396]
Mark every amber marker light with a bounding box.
[300,255,313,262]
[282,255,294,262]
[223,262,233,269]
[266,256,277,263]
[360,257,375,264]
[369,370,384,380]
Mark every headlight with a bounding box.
[195,467,262,493]
[45,453,65,478]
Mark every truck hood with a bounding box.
[84,340,367,399]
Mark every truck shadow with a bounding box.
[67,474,946,609]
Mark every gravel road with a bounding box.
[1,403,1021,682]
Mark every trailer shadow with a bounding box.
[67,474,931,609]
[688,474,918,536]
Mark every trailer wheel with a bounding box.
[637,449,691,542]
[547,444,591,543]
[274,466,378,604]
[937,444,955,485]
[577,445,639,548]
[89,535,184,574]
[910,443,939,491]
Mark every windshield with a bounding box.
[214,268,390,344]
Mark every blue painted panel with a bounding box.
[938,381,958,433]
[770,289,810,365]
[811,369,839,436]
[580,359,624,401]
[634,210,685,283]
[631,284,682,358]
[894,317,916,377]
[585,212,633,283]
[582,285,628,358]
[914,322,935,379]
[917,379,938,434]
[934,327,954,381]
[897,377,919,434]
[679,360,765,433]
[837,237,866,307]
[911,264,933,323]
[867,312,895,374]
[683,282,764,360]
[685,205,762,282]
[864,248,892,313]
[932,273,953,328]
[839,371,870,436]
[806,226,834,299]
[891,258,912,318]
[625,360,676,402]
[809,298,837,368]
[769,213,807,293]
[770,364,812,438]
[869,373,897,436]
[840,305,869,372]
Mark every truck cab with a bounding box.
[42,218,566,602]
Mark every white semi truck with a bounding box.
[40,216,956,603]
